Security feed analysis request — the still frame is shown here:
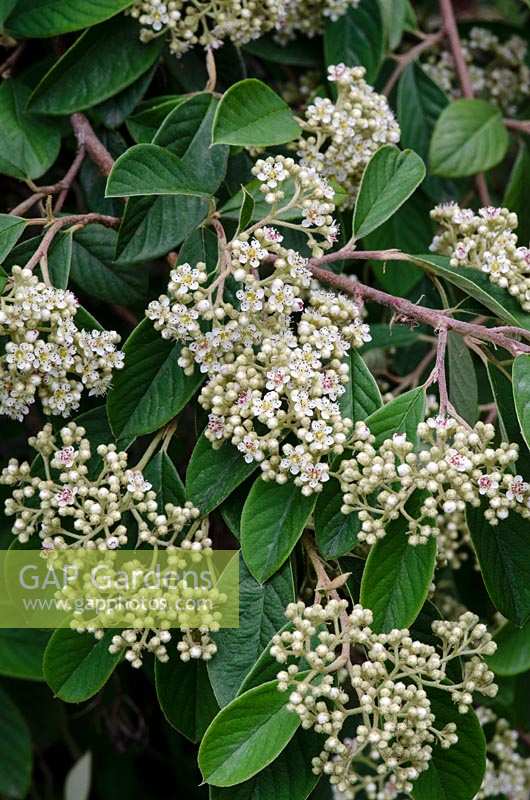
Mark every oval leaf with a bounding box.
[186,434,257,515]
[5,0,132,37]
[365,387,425,447]
[487,619,530,677]
[198,679,300,787]
[106,144,209,198]
[429,99,509,178]
[513,354,530,453]
[212,79,301,147]
[0,686,32,800]
[324,0,384,84]
[155,654,219,742]
[353,145,425,240]
[241,479,316,583]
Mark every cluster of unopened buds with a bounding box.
[147,215,371,495]
[475,708,530,799]
[338,417,528,547]
[107,623,219,668]
[272,599,497,799]
[0,267,124,420]
[297,64,400,209]
[0,422,206,552]
[430,204,530,311]
[128,0,359,55]
[423,26,530,115]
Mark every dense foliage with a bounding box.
[1,1,530,799]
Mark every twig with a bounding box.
[0,44,24,78]
[24,213,120,272]
[383,31,444,97]
[307,260,530,358]
[438,0,491,206]
[205,46,217,93]
[504,118,530,135]
[9,146,86,216]
[433,326,449,415]
[70,112,114,177]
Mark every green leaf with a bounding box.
[447,332,478,426]
[413,254,530,330]
[126,96,186,143]
[143,451,185,511]
[314,479,361,558]
[107,319,203,445]
[70,225,147,305]
[429,99,509,178]
[487,361,530,476]
[243,36,320,67]
[0,214,25,261]
[64,752,91,800]
[241,479,316,583]
[412,690,485,800]
[513,354,530,453]
[503,142,530,247]
[354,145,425,241]
[207,556,294,707]
[467,502,530,626]
[115,195,208,263]
[339,348,382,422]
[29,17,163,114]
[398,64,449,163]
[0,264,7,292]
[212,79,301,147]
[3,230,73,289]
[366,387,426,447]
[198,680,300,787]
[186,434,257,515]
[0,629,51,680]
[5,0,132,37]
[209,730,322,800]
[487,619,530,677]
[361,323,419,351]
[237,186,255,236]
[0,686,32,799]
[360,496,437,632]
[378,0,407,50]
[0,78,61,180]
[155,654,219,742]
[106,144,210,198]
[324,0,384,84]
[43,629,122,703]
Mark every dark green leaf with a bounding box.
[29,17,163,114]
[487,361,530,476]
[241,479,316,583]
[43,629,122,703]
[0,629,51,680]
[314,479,361,558]
[0,214,25,261]
[353,145,425,240]
[207,556,294,706]
[513,354,530,453]
[126,96,186,143]
[143,451,185,511]
[487,619,530,677]
[155,654,219,742]
[107,318,203,445]
[237,186,255,236]
[186,434,256,515]
[366,387,425,447]
[413,690,485,800]
[5,0,132,37]
[429,99,509,178]
[360,496,437,632]
[0,686,32,799]
[467,501,530,626]
[324,0,384,84]
[106,144,209,198]
[339,348,382,422]
[198,680,300,787]
[398,64,448,163]
[503,142,530,247]
[212,79,301,147]
[0,78,61,179]
[447,332,478,426]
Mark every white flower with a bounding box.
[126,470,152,494]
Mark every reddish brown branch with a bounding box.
[383,31,444,97]
[504,119,530,135]
[307,260,530,358]
[24,213,120,273]
[9,146,86,217]
[0,44,25,78]
[70,113,114,177]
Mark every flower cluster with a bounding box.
[272,599,497,799]
[0,422,205,552]
[338,417,528,547]
[0,267,124,420]
[297,64,400,209]
[147,227,371,495]
[423,26,530,115]
[476,708,530,799]
[430,204,530,311]
[129,0,359,56]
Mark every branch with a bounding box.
[24,213,120,274]
[70,113,114,177]
[504,118,530,135]
[307,260,530,358]
[9,146,86,217]
[438,0,491,205]
[383,31,444,97]
[0,44,24,78]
